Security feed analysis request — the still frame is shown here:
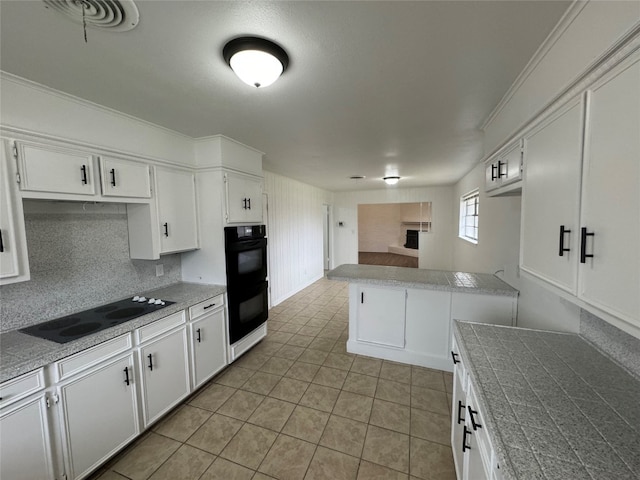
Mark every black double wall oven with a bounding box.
[224,225,268,344]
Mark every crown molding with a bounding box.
[480,18,640,164]
[194,134,265,156]
[0,124,190,170]
[0,71,193,141]
[481,1,589,131]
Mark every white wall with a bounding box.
[0,74,194,165]
[358,203,404,252]
[333,186,454,269]
[452,164,581,332]
[263,171,333,306]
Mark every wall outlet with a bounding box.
[156,264,164,276]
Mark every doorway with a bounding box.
[357,202,431,268]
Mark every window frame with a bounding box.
[459,189,479,244]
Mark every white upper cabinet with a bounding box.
[98,155,151,198]
[485,139,523,195]
[156,166,199,254]
[225,171,263,224]
[579,58,640,326]
[520,97,584,293]
[0,143,30,285]
[128,165,199,259]
[519,53,640,332]
[16,141,96,196]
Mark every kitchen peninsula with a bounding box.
[326,264,518,371]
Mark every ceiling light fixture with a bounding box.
[383,176,400,185]
[223,36,289,88]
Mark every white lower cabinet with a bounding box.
[137,313,190,427]
[355,285,406,348]
[0,373,55,480]
[348,284,516,371]
[189,296,228,390]
[451,338,500,480]
[405,288,452,364]
[57,351,139,480]
[3,303,228,479]
[451,339,467,480]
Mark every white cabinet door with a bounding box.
[463,388,490,480]
[451,342,466,480]
[405,288,451,362]
[190,309,228,389]
[156,166,198,254]
[225,172,263,224]
[0,144,30,284]
[0,394,55,480]
[16,142,96,196]
[58,353,139,480]
[521,98,584,293]
[579,59,640,325]
[138,326,190,427]
[99,156,151,198]
[484,161,500,192]
[499,140,523,187]
[485,140,523,194]
[356,286,405,348]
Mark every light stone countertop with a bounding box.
[326,264,518,296]
[0,282,226,384]
[453,321,640,480]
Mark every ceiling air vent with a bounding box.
[43,0,140,32]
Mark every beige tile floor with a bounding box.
[91,278,456,480]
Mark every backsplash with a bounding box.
[0,201,181,332]
[580,309,640,381]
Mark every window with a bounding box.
[459,190,479,244]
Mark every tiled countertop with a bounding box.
[0,282,225,384]
[326,264,518,296]
[453,321,640,479]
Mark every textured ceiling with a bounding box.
[0,1,571,191]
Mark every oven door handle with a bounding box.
[231,240,266,250]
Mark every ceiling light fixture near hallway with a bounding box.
[43,0,140,31]
[383,176,400,185]
[223,36,289,88]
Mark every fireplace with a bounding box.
[404,229,419,249]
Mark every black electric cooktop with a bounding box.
[20,296,175,344]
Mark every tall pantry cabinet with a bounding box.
[521,54,640,330]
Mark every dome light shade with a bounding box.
[383,176,400,185]
[223,37,289,88]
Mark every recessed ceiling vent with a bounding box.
[43,0,140,32]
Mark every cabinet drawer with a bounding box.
[0,368,45,408]
[54,333,132,382]
[136,310,186,344]
[189,295,225,320]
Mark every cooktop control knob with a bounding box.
[132,296,140,302]
[148,298,156,304]
[154,299,163,305]
[138,296,147,303]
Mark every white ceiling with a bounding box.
[0,1,571,191]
